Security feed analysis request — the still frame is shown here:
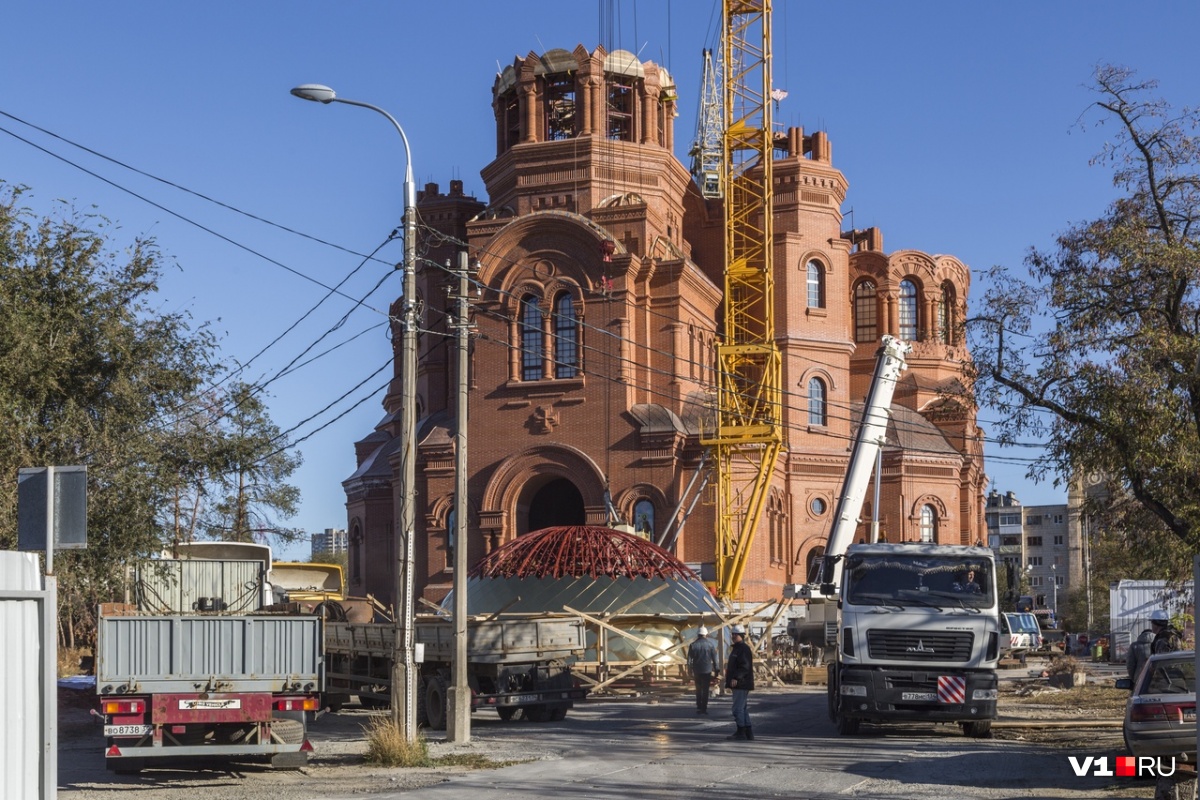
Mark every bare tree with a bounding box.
[968,65,1200,554]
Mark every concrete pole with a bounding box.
[448,251,472,742]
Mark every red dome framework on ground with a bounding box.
[470,525,700,581]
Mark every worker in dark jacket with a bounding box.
[724,624,755,740]
[1149,609,1184,654]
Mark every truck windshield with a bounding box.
[844,554,993,609]
[1012,613,1041,634]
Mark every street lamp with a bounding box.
[290,83,418,741]
[1051,563,1058,620]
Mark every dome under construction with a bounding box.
[459,525,718,617]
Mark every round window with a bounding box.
[811,497,827,516]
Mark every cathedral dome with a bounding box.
[458,525,716,616]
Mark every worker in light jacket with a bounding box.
[724,624,755,741]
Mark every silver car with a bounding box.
[1118,650,1196,758]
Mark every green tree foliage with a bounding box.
[968,66,1200,553]
[0,185,304,643]
[205,383,303,544]
[0,184,218,618]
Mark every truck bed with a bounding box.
[326,614,585,664]
[96,614,323,695]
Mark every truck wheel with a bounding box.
[271,718,306,745]
[324,693,351,713]
[835,713,860,736]
[961,720,992,738]
[497,707,518,722]
[424,677,448,730]
[525,704,551,722]
[549,706,567,721]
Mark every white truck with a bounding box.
[95,550,322,773]
[794,336,1000,737]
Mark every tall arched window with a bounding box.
[854,280,877,343]
[553,292,579,378]
[808,377,827,426]
[806,545,826,584]
[919,505,936,542]
[520,294,543,380]
[806,260,825,309]
[633,498,655,540]
[938,282,956,344]
[447,507,456,566]
[899,279,919,341]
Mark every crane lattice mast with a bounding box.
[704,0,782,600]
[690,47,723,198]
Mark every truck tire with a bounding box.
[271,718,306,745]
[324,693,351,713]
[835,712,860,736]
[549,706,567,722]
[524,704,551,722]
[424,677,448,730]
[962,720,992,738]
[497,707,518,721]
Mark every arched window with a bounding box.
[938,282,956,344]
[899,279,919,341]
[608,76,636,140]
[854,280,877,343]
[808,377,827,426]
[919,504,936,542]
[553,292,579,378]
[806,259,825,309]
[544,74,576,141]
[633,498,655,540]
[447,507,456,565]
[520,294,543,380]
[806,545,826,584]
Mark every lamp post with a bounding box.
[290,83,418,741]
[1051,563,1058,620]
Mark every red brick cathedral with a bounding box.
[342,45,988,610]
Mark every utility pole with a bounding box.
[447,250,474,742]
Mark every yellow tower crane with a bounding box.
[703,0,781,601]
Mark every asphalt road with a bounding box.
[60,682,1170,800]
[321,686,1149,800]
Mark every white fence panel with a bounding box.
[0,551,55,800]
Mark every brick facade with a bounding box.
[342,45,988,609]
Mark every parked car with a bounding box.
[1116,650,1196,759]
[1000,612,1043,659]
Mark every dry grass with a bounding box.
[360,716,519,770]
[362,716,432,767]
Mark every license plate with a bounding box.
[900,692,938,702]
[179,698,241,710]
[104,724,150,737]
[511,694,539,704]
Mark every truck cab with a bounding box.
[829,543,1000,738]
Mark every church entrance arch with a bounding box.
[525,476,585,533]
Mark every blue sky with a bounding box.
[3,1,1197,559]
